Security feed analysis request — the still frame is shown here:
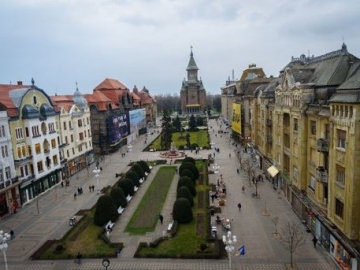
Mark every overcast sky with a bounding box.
[1,0,360,96]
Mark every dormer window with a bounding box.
[33,96,37,105]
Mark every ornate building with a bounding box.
[250,44,360,269]
[51,86,94,180]
[180,48,206,114]
[132,86,157,126]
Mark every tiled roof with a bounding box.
[0,83,30,117]
[94,78,128,91]
[329,91,360,103]
[337,63,360,90]
[239,67,266,82]
[84,91,119,111]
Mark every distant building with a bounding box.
[132,86,157,126]
[180,48,207,114]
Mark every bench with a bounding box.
[167,221,174,232]
[105,220,115,231]
[139,178,144,184]
[134,186,139,192]
[145,172,149,176]
[126,195,132,202]
[117,206,124,214]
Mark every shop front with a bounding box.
[330,234,358,270]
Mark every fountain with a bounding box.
[159,142,186,158]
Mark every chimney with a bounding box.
[17,81,23,85]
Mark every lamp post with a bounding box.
[0,230,10,270]
[93,167,101,194]
[222,230,237,269]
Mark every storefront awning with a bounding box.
[267,165,279,178]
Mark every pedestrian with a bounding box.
[242,185,246,193]
[76,252,82,264]
[10,230,15,239]
[61,181,64,188]
[89,185,92,192]
[237,203,242,211]
[229,153,231,158]
[74,192,77,201]
[312,236,318,248]
[159,213,164,224]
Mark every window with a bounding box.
[48,123,55,133]
[22,145,26,156]
[294,118,298,131]
[69,121,72,130]
[78,119,82,127]
[310,121,316,135]
[37,161,43,172]
[15,127,23,139]
[79,132,84,141]
[71,135,74,142]
[28,145,32,156]
[25,165,28,175]
[25,127,29,137]
[67,150,69,158]
[1,146,8,158]
[88,129,91,137]
[72,148,75,155]
[309,175,316,190]
[51,139,56,148]
[0,126,5,137]
[65,136,68,145]
[32,126,40,137]
[0,169,3,182]
[87,117,89,124]
[35,143,41,154]
[17,147,22,158]
[293,167,298,180]
[20,167,24,177]
[63,122,67,130]
[310,148,316,166]
[5,166,11,179]
[335,198,344,219]
[53,155,58,165]
[336,166,345,186]
[338,129,346,148]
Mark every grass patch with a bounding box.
[148,130,210,150]
[125,166,175,234]
[38,209,116,259]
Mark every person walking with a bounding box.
[312,236,318,248]
[76,252,82,264]
[159,213,164,224]
[10,230,15,240]
[237,203,242,211]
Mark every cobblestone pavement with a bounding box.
[0,119,339,269]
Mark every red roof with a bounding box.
[84,91,118,111]
[0,83,31,117]
[93,78,130,106]
[50,95,74,112]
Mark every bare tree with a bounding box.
[271,217,280,238]
[243,158,256,186]
[280,221,306,268]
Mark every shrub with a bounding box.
[176,186,194,207]
[172,198,193,223]
[126,171,140,187]
[179,169,195,183]
[137,160,150,173]
[177,176,196,196]
[131,163,145,178]
[183,156,195,164]
[94,195,119,226]
[179,162,199,179]
[110,187,127,208]
[190,143,199,150]
[117,178,135,197]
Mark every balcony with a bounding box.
[266,119,272,127]
[316,166,328,183]
[317,138,329,152]
[14,156,32,165]
[266,135,272,144]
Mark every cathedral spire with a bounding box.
[187,46,199,71]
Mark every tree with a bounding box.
[177,176,196,196]
[185,132,191,149]
[94,195,119,226]
[188,114,197,131]
[126,171,140,187]
[131,163,145,179]
[161,110,173,150]
[179,162,199,179]
[243,158,256,186]
[172,115,181,132]
[280,221,306,268]
[117,178,135,197]
[176,186,194,207]
[110,187,127,208]
[179,169,195,183]
[137,160,150,173]
[196,115,203,126]
[172,198,193,223]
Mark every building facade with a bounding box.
[51,87,95,181]
[180,48,207,114]
[250,44,360,269]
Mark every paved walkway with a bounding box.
[0,120,339,269]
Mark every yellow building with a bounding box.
[251,44,360,269]
[0,79,62,205]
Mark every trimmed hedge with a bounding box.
[172,198,193,223]
[94,195,119,226]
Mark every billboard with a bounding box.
[108,113,128,144]
[129,108,146,134]
[231,103,241,134]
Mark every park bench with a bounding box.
[105,220,115,231]
[126,194,132,202]
[139,178,144,184]
[134,186,139,192]
[167,221,174,232]
[117,206,124,214]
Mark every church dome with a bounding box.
[73,87,88,110]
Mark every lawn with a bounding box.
[126,166,176,234]
[148,130,210,150]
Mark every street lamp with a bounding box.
[93,167,101,194]
[0,230,10,270]
[222,230,237,269]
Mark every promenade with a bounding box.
[0,119,338,269]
